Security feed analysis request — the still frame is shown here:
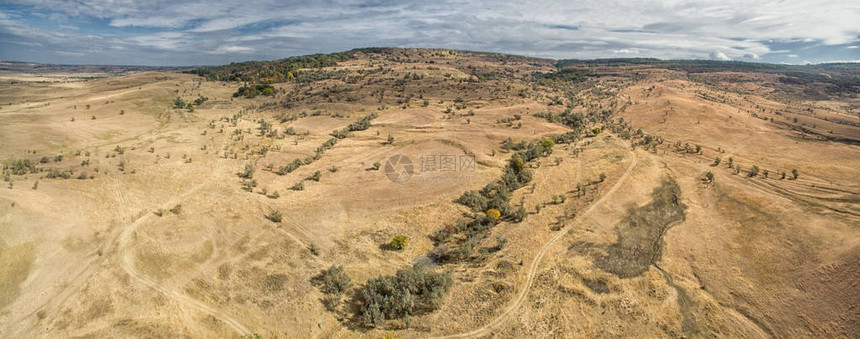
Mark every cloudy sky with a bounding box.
[1,0,858,66]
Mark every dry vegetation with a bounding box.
[1,48,858,338]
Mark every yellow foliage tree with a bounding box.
[390,235,409,250]
[486,209,501,220]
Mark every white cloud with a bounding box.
[1,0,859,65]
[210,45,254,54]
[709,51,731,60]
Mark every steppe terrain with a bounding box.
[1,48,858,337]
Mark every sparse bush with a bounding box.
[599,173,607,182]
[238,163,254,178]
[266,210,282,223]
[713,157,721,166]
[241,179,257,191]
[372,162,381,171]
[495,235,508,250]
[169,204,182,214]
[308,170,322,182]
[511,204,527,222]
[292,180,304,191]
[705,171,714,183]
[791,168,799,179]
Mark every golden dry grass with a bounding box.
[0,50,857,337]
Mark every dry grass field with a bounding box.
[1,49,858,338]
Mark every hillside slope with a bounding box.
[1,49,858,337]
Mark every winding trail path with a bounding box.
[116,159,251,336]
[435,147,638,338]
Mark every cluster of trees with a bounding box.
[331,112,377,139]
[534,109,586,130]
[432,139,554,263]
[173,96,208,111]
[356,267,452,326]
[4,159,38,175]
[233,84,275,98]
[532,67,591,86]
[276,159,304,175]
[314,264,453,328]
[185,52,354,83]
[274,113,376,177]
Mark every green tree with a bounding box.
[749,165,760,177]
[792,168,799,179]
[318,265,352,295]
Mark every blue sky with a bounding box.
[1,0,858,66]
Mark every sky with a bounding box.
[1,0,859,66]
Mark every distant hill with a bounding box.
[0,61,188,74]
